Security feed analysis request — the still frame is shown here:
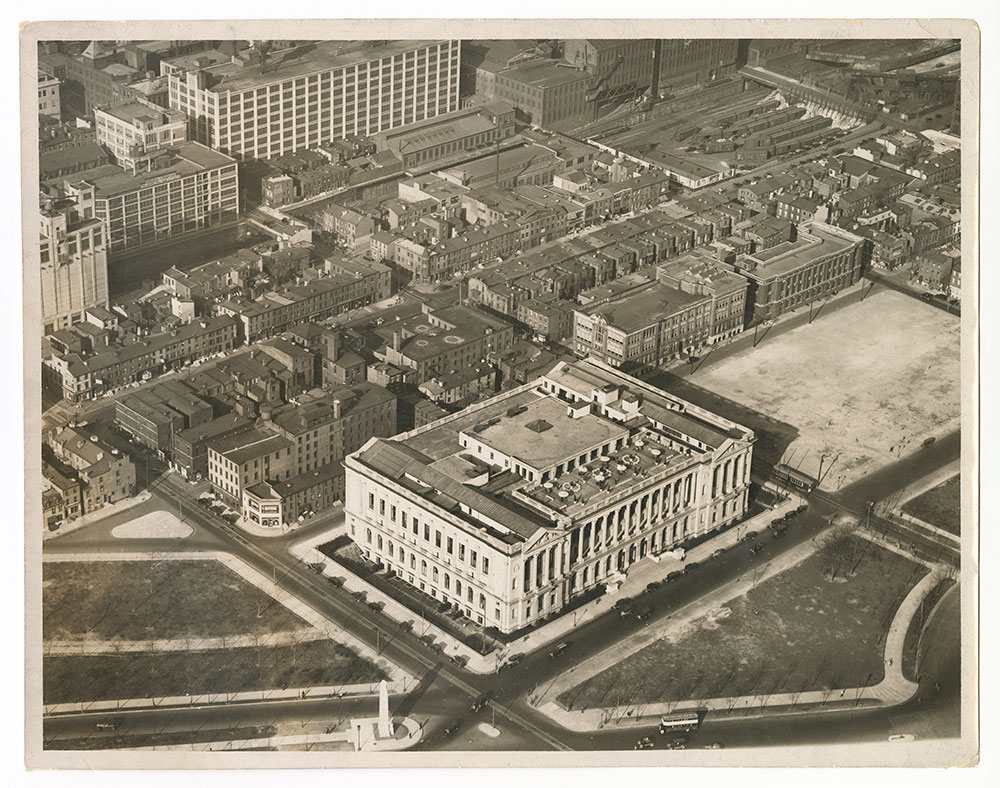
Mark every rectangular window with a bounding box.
[459,544,465,561]
[424,524,430,541]
[447,537,453,554]
[471,550,478,568]
[379,499,385,516]
[435,530,442,548]
[482,556,489,575]
[390,505,396,521]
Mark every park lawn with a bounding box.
[902,475,960,536]
[43,640,387,704]
[43,560,308,642]
[560,542,928,709]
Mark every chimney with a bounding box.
[392,331,401,352]
[327,331,341,361]
[332,398,342,419]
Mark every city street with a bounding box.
[42,420,961,751]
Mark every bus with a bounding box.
[658,710,703,734]
[771,464,818,494]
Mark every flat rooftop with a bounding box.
[61,142,235,198]
[499,60,589,90]
[464,394,628,471]
[747,223,858,278]
[192,40,451,93]
[581,281,706,333]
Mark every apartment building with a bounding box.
[344,358,754,633]
[44,315,239,402]
[168,40,460,160]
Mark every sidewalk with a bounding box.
[531,548,949,733]
[43,491,153,542]
[290,491,802,674]
[121,717,422,752]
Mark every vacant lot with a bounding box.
[44,640,386,704]
[43,560,307,642]
[561,541,927,708]
[690,289,960,488]
[902,474,961,536]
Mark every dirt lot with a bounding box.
[691,290,960,488]
[43,560,308,641]
[561,540,926,708]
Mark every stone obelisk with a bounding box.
[378,679,394,738]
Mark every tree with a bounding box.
[818,526,866,580]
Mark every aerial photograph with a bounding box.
[28,28,972,764]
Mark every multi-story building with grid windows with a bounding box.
[39,181,109,334]
[167,40,460,161]
[55,141,239,257]
[344,357,754,634]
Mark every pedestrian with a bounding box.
[889,658,893,667]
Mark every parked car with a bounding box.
[548,641,571,659]
[740,531,757,543]
[666,570,683,582]
[795,504,809,515]
[711,548,727,559]
[922,437,937,448]
[636,607,653,621]
[645,581,661,593]
[683,562,700,574]
[770,526,787,539]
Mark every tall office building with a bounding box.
[39,182,109,333]
[345,358,755,634]
[167,40,461,160]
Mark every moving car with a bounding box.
[635,737,655,749]
[443,721,462,737]
[749,544,765,556]
[636,607,653,621]
[503,652,524,668]
[470,692,493,712]
[548,641,571,659]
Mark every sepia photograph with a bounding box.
[19,14,980,771]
